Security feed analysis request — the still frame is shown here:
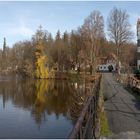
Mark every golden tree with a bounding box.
[33,26,49,79]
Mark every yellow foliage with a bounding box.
[35,51,41,57]
[35,80,49,106]
[35,55,49,79]
[34,80,55,108]
[34,39,55,79]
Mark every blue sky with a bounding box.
[0,1,140,48]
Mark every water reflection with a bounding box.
[0,78,92,138]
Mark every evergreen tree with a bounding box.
[2,37,7,70]
[63,31,69,44]
[55,30,61,41]
[55,30,62,71]
[2,37,7,59]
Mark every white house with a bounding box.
[97,53,117,72]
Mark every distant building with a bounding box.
[137,19,140,69]
[97,53,117,72]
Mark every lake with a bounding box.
[0,78,90,138]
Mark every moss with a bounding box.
[100,111,112,137]
[98,76,112,137]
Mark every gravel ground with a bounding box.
[102,73,140,138]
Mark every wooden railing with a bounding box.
[68,74,101,139]
[128,75,140,92]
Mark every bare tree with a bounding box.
[107,7,133,59]
[81,10,104,74]
[70,29,82,72]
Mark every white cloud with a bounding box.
[7,19,34,37]
[11,25,34,37]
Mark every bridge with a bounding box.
[68,73,140,139]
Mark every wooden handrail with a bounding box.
[128,75,140,91]
[68,74,101,139]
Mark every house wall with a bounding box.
[97,63,116,71]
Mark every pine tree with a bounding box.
[63,31,69,44]
[2,37,7,70]
[55,30,61,41]
[2,37,7,59]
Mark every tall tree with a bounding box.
[2,37,7,69]
[3,37,6,57]
[63,31,69,44]
[82,10,104,74]
[70,30,82,72]
[62,31,70,71]
[107,7,133,59]
[54,30,69,71]
[33,26,49,78]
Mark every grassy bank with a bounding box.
[100,111,112,137]
[98,77,112,138]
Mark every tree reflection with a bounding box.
[0,78,92,127]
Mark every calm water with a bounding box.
[0,78,89,138]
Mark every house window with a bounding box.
[100,66,102,69]
[104,66,106,69]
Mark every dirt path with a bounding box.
[102,73,140,137]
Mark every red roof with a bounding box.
[98,53,117,65]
